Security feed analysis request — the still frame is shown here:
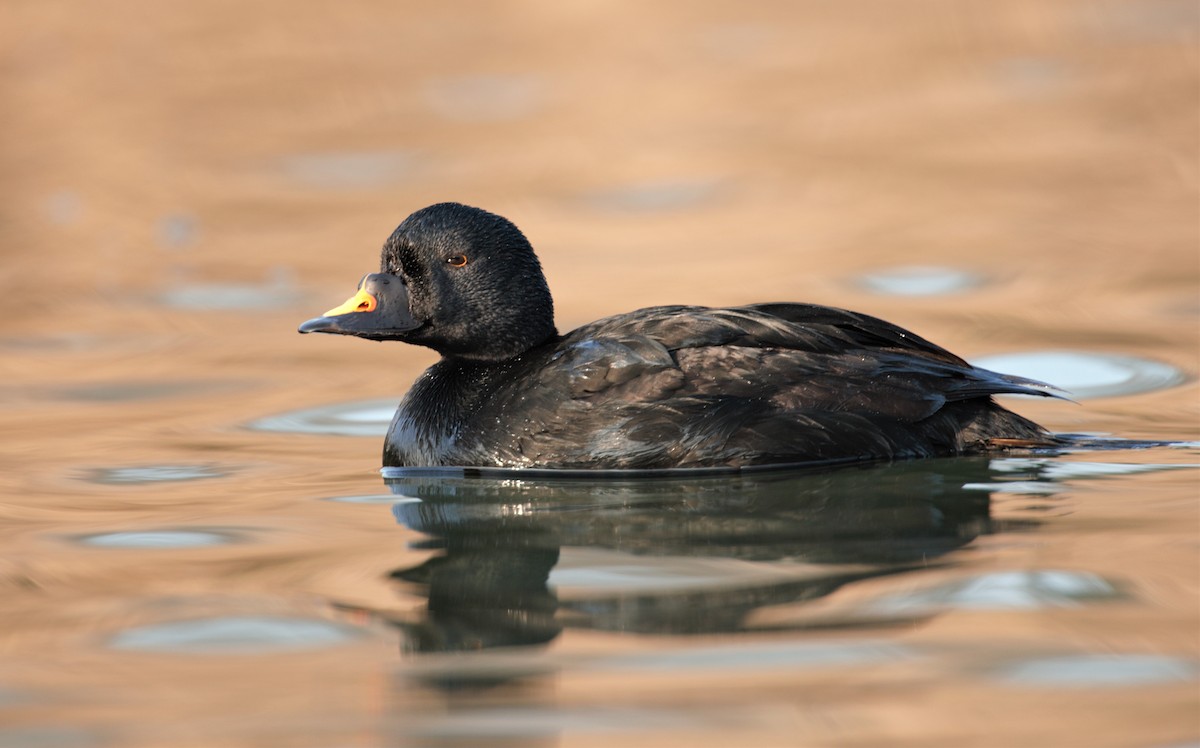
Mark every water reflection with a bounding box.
[72,529,242,549]
[969,453,1200,494]
[278,150,419,189]
[992,654,1199,687]
[853,265,985,296]
[866,570,1122,613]
[579,179,725,213]
[79,464,231,485]
[249,399,396,437]
[108,615,363,654]
[972,351,1186,399]
[370,458,1019,657]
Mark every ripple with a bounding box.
[324,494,411,504]
[990,458,1200,480]
[967,458,1200,495]
[423,74,543,122]
[973,351,1186,399]
[963,480,1065,495]
[158,272,304,310]
[0,333,101,352]
[80,464,230,485]
[1093,0,1200,41]
[53,380,236,402]
[854,266,985,296]
[0,726,99,748]
[157,213,198,249]
[697,23,776,62]
[108,615,362,654]
[993,654,1198,687]
[404,706,698,740]
[73,529,240,549]
[279,150,418,189]
[994,57,1071,94]
[550,549,808,593]
[0,685,28,707]
[0,333,171,354]
[581,179,724,212]
[247,399,395,436]
[596,640,913,673]
[868,571,1121,613]
[44,190,83,226]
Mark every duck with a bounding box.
[299,202,1059,471]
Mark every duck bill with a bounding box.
[298,273,423,340]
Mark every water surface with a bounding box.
[2,2,1196,746]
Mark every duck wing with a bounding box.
[468,304,1057,469]
[572,303,1059,405]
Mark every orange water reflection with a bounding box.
[2,0,1197,745]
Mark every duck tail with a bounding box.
[957,400,1063,451]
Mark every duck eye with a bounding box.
[446,254,468,267]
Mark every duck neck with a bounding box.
[411,354,526,428]
[432,323,558,363]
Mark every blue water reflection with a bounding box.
[973,351,1186,399]
[109,615,362,654]
[249,399,396,437]
[854,266,985,296]
[994,654,1198,687]
[72,529,241,549]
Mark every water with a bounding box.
[4,2,1198,747]
[108,616,364,654]
[6,432,1195,745]
[853,265,986,296]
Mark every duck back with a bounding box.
[383,303,1056,470]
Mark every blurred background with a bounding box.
[0,1,1197,746]
[5,0,1197,340]
[4,0,1197,434]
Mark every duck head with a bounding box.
[299,203,557,362]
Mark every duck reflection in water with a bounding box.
[356,457,1028,656]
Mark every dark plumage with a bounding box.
[300,202,1059,471]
